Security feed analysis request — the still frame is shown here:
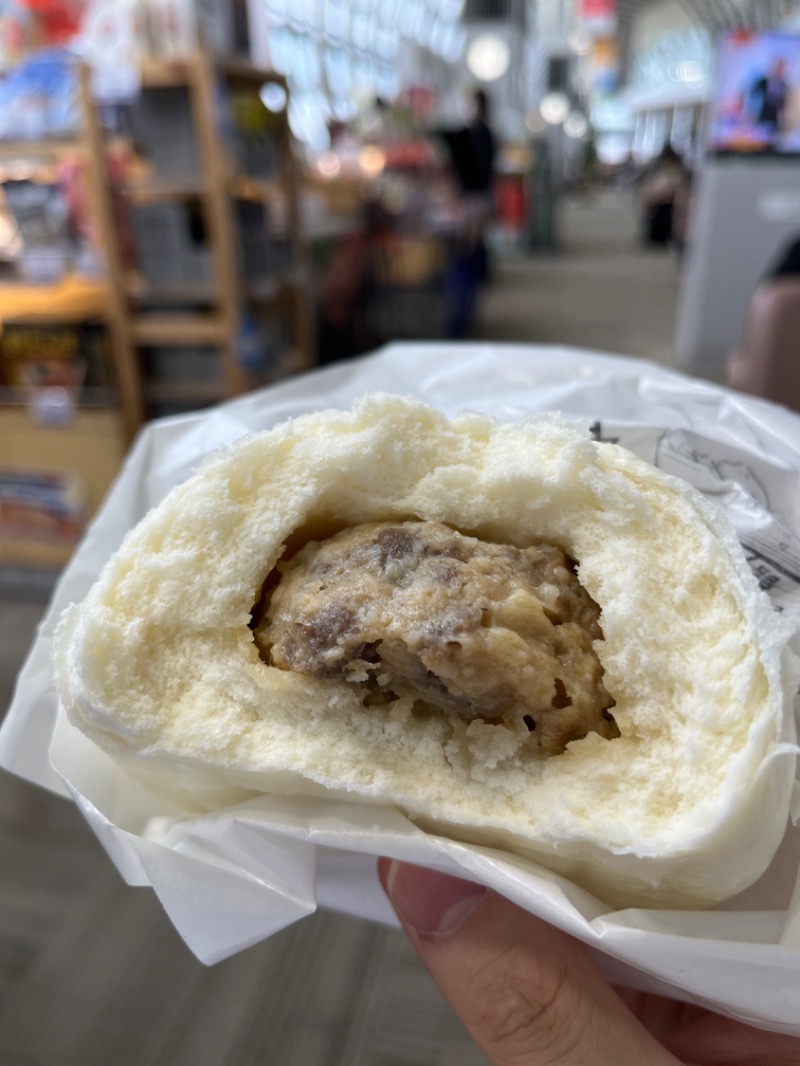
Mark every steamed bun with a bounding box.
[54,396,798,908]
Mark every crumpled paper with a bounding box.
[3,344,800,1034]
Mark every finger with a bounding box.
[614,988,707,1042]
[664,1010,800,1065]
[379,859,680,1066]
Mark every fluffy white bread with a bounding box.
[54,396,798,908]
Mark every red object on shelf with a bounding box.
[580,0,616,18]
[494,174,527,230]
[20,0,86,43]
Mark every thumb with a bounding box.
[379,860,680,1066]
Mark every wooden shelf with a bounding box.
[0,138,84,163]
[126,278,217,305]
[132,314,227,346]
[0,407,127,568]
[139,58,195,89]
[16,52,315,441]
[126,178,208,204]
[0,276,108,324]
[0,386,116,409]
[139,57,286,91]
[247,273,307,303]
[218,58,286,88]
[229,176,282,204]
[144,379,224,404]
[247,278,283,304]
[283,348,308,375]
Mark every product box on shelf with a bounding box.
[129,85,200,177]
[0,466,86,547]
[1,178,75,283]
[130,202,213,290]
[0,320,115,406]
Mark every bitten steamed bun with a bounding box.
[54,396,798,908]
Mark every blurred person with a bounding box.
[748,57,790,133]
[638,146,688,248]
[467,88,496,202]
[457,88,497,282]
[380,860,800,1066]
[766,234,800,278]
[579,130,598,197]
[439,88,498,335]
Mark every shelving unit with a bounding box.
[0,71,140,434]
[0,50,312,568]
[101,50,313,428]
[0,276,108,324]
[0,138,93,166]
[0,68,135,570]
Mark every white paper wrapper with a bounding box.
[3,344,800,1033]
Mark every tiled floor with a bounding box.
[0,191,684,1065]
[477,190,683,368]
[0,598,491,1066]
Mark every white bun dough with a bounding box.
[54,396,798,908]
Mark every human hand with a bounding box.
[378,860,800,1065]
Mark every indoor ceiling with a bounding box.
[616,0,797,69]
[620,0,794,32]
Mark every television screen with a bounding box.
[709,31,800,154]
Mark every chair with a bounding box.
[728,278,800,413]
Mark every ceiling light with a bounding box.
[316,152,342,179]
[260,82,288,112]
[568,30,591,55]
[526,112,546,134]
[359,145,386,179]
[540,91,570,125]
[466,34,511,82]
[564,111,590,139]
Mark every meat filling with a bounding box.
[252,521,618,756]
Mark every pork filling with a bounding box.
[252,521,618,756]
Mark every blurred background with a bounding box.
[2,2,800,1063]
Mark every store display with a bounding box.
[110,53,311,422]
[130,202,213,289]
[193,0,245,57]
[130,85,200,177]
[19,0,85,43]
[226,86,282,177]
[236,306,288,377]
[0,148,105,279]
[80,0,196,67]
[0,19,311,568]
[0,1,28,69]
[140,343,218,382]
[0,47,78,139]
[144,0,196,59]
[710,31,800,154]
[235,197,291,281]
[1,177,72,281]
[0,466,85,545]
[0,320,114,402]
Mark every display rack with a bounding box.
[0,51,312,568]
[105,51,313,430]
[0,52,312,438]
[0,70,130,569]
[0,70,139,433]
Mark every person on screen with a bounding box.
[748,57,790,132]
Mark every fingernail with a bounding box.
[384,861,487,937]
